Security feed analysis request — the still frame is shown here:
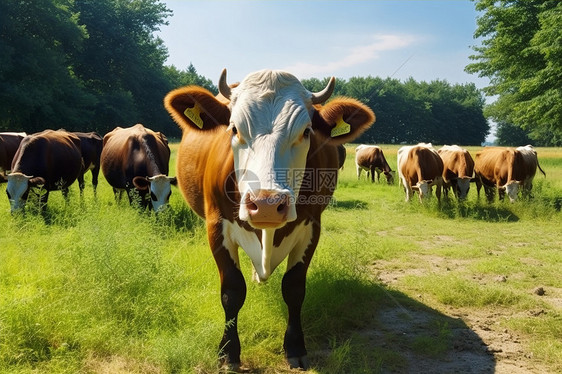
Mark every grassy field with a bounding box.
[0,144,561,373]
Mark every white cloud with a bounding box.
[283,34,419,77]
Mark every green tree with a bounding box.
[165,63,217,93]
[0,0,95,132]
[73,0,172,135]
[466,0,562,146]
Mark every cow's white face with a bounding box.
[133,175,176,211]
[456,177,472,200]
[415,180,432,202]
[228,73,314,229]
[6,173,31,212]
[504,180,520,203]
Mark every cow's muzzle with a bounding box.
[242,189,292,229]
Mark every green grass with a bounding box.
[0,144,561,373]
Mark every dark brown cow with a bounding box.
[73,132,103,195]
[5,130,82,212]
[397,143,444,203]
[355,144,394,184]
[474,146,544,203]
[438,145,475,200]
[100,124,176,211]
[0,132,26,182]
[164,69,375,369]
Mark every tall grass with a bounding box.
[0,144,561,373]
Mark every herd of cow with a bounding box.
[0,125,177,213]
[0,69,548,370]
[355,142,546,204]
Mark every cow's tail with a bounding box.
[537,161,546,177]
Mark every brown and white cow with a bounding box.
[438,145,475,200]
[101,124,176,211]
[397,143,444,203]
[73,131,103,196]
[474,146,545,203]
[6,130,82,212]
[0,132,27,182]
[516,145,546,198]
[164,69,375,369]
[355,144,394,184]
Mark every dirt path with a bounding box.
[370,269,553,373]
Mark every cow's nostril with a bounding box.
[277,203,286,213]
[247,201,258,212]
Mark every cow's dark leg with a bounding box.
[92,167,100,197]
[78,171,85,197]
[211,239,246,369]
[370,166,376,183]
[282,261,309,369]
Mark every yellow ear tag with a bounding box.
[184,104,204,129]
[331,116,351,137]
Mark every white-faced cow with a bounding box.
[397,143,444,203]
[438,145,475,200]
[474,146,545,203]
[73,131,103,196]
[355,144,394,184]
[101,124,176,211]
[0,132,27,182]
[6,130,82,213]
[164,69,375,369]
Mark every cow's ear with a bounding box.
[164,86,231,131]
[133,176,149,191]
[312,97,375,145]
[29,177,45,189]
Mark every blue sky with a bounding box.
[157,0,488,90]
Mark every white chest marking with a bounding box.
[222,220,313,282]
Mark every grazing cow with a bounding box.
[0,132,26,182]
[438,145,475,200]
[397,143,444,203]
[474,146,545,203]
[164,69,375,369]
[337,144,346,170]
[6,130,82,212]
[100,124,176,211]
[516,145,546,198]
[73,132,103,195]
[355,144,394,184]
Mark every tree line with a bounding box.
[2,0,557,145]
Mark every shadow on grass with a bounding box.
[301,274,495,373]
[439,200,520,222]
[331,199,369,210]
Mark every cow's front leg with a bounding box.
[282,262,309,369]
[215,246,246,369]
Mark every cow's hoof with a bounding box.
[287,355,309,370]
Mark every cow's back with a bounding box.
[11,130,82,190]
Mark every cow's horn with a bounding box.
[219,68,231,100]
[311,77,336,104]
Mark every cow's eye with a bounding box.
[303,127,313,138]
[231,125,238,135]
